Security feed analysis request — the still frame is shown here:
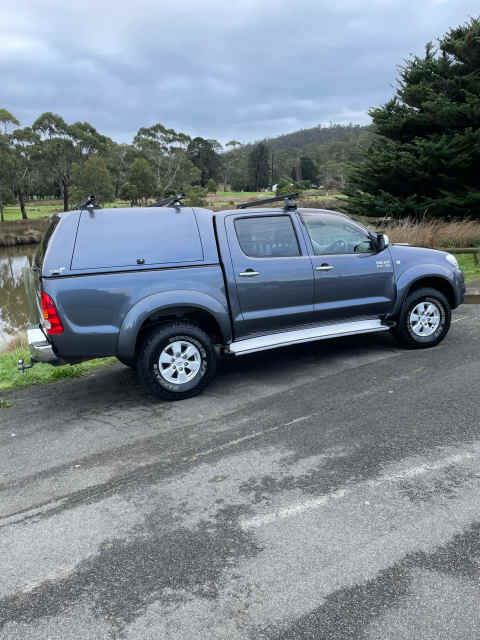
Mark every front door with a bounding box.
[300,212,396,323]
[225,213,314,338]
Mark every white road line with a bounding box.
[241,449,478,530]
[243,489,347,529]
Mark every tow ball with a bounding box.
[17,358,35,373]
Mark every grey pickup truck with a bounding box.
[25,194,465,400]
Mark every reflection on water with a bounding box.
[0,244,38,347]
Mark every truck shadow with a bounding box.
[5,332,400,417]
[216,331,399,381]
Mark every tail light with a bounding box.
[41,292,64,335]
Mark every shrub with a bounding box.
[206,178,217,193]
[184,185,208,207]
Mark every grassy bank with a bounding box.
[455,254,480,283]
[384,218,480,249]
[0,339,116,393]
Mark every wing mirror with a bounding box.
[376,233,390,251]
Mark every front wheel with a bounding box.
[392,287,451,348]
[136,322,217,401]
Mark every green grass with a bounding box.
[0,344,116,391]
[455,253,480,283]
[212,191,274,198]
[3,202,62,221]
[3,199,130,222]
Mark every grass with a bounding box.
[382,218,480,249]
[455,254,480,283]
[2,199,130,222]
[0,338,116,392]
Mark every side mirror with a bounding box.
[376,233,390,251]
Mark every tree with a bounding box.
[126,158,156,203]
[133,124,192,196]
[187,137,222,186]
[10,127,41,219]
[222,140,242,190]
[345,17,480,219]
[71,156,114,205]
[119,182,139,206]
[0,185,15,222]
[0,109,19,135]
[299,156,318,182]
[248,142,270,191]
[33,112,108,211]
[104,142,139,198]
[183,185,208,207]
[206,178,217,193]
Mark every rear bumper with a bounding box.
[27,327,61,364]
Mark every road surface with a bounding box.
[1,306,479,639]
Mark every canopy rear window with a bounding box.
[71,208,203,270]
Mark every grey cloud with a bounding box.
[1,0,478,144]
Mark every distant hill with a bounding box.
[261,123,371,152]
[225,123,373,191]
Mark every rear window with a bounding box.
[35,215,60,270]
[71,208,204,270]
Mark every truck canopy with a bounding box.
[71,207,204,270]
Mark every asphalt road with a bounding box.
[1,306,480,639]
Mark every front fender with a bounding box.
[392,263,457,317]
[117,290,232,362]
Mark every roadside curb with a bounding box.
[465,293,480,304]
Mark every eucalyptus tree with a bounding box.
[10,127,41,219]
[33,112,109,211]
[133,124,195,196]
[71,156,114,205]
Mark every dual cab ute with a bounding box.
[25,194,465,400]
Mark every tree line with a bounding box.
[3,16,476,222]
[0,107,369,220]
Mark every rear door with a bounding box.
[300,212,396,322]
[225,213,314,338]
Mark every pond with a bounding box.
[0,244,38,348]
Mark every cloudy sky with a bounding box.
[1,0,478,145]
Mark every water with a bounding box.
[0,244,37,348]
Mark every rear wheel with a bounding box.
[136,322,217,400]
[392,287,451,348]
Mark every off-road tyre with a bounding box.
[392,287,451,349]
[136,322,217,401]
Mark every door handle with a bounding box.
[316,264,334,271]
[239,269,260,277]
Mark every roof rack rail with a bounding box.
[236,193,298,211]
[148,192,185,208]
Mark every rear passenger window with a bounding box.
[234,216,300,258]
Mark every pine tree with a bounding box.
[345,17,480,220]
[248,142,270,190]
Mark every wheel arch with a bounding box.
[393,271,457,319]
[117,291,232,362]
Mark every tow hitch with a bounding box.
[18,358,35,373]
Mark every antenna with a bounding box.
[236,193,298,211]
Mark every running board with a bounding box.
[228,319,390,356]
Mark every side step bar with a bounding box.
[228,319,391,356]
